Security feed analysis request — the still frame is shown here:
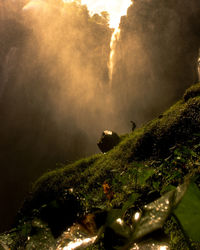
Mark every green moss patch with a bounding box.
[183,83,200,102]
[7,83,200,249]
[21,85,200,217]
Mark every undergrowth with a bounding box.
[8,83,200,249]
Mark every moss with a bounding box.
[13,83,200,248]
[183,83,200,102]
[21,86,200,217]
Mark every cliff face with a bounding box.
[111,0,200,127]
[1,83,200,249]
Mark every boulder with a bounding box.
[97,130,120,153]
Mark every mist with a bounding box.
[111,0,200,129]
[0,0,200,232]
[0,0,117,232]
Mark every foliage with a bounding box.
[20,86,200,217]
[2,84,200,249]
[183,83,200,102]
[174,180,200,241]
[0,0,113,232]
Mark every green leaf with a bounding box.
[137,168,155,186]
[106,209,123,225]
[153,181,160,190]
[174,181,200,241]
[122,193,140,214]
[161,184,176,194]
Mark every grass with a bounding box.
[2,83,200,249]
[21,85,200,216]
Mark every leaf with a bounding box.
[130,180,189,241]
[153,181,160,190]
[106,209,123,225]
[137,168,155,186]
[132,189,176,240]
[161,184,176,194]
[173,181,200,241]
[122,193,140,214]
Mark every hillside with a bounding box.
[1,83,200,249]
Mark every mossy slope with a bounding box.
[2,83,200,249]
[22,83,200,214]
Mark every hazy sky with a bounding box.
[65,0,132,28]
[24,0,132,27]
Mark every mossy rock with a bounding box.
[23,84,200,211]
[97,130,120,153]
[130,96,200,159]
[183,83,200,102]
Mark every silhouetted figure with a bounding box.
[130,121,136,132]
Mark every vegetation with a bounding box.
[0,83,199,249]
[183,83,200,102]
[1,1,200,248]
[0,0,112,231]
[24,83,200,212]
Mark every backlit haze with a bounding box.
[1,0,200,234]
[64,0,132,28]
[65,0,133,83]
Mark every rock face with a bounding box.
[97,130,120,153]
[111,0,200,125]
[39,190,83,238]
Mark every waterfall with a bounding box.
[198,49,200,81]
[108,27,121,86]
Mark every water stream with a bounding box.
[108,27,121,85]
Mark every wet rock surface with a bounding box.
[39,190,84,238]
[56,215,98,250]
[0,179,200,249]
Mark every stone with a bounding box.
[97,130,120,153]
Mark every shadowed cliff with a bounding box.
[111,0,200,128]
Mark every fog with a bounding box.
[0,0,116,231]
[0,0,199,232]
[111,0,200,128]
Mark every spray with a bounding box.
[198,49,200,81]
[108,27,121,85]
[77,0,132,86]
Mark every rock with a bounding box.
[97,130,120,153]
[39,190,83,238]
[56,210,107,249]
[129,241,170,250]
[56,214,98,250]
[26,219,56,249]
[183,83,200,102]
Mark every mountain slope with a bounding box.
[1,83,200,249]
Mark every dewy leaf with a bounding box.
[173,181,200,241]
[132,190,175,240]
[130,180,189,241]
[106,209,124,226]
